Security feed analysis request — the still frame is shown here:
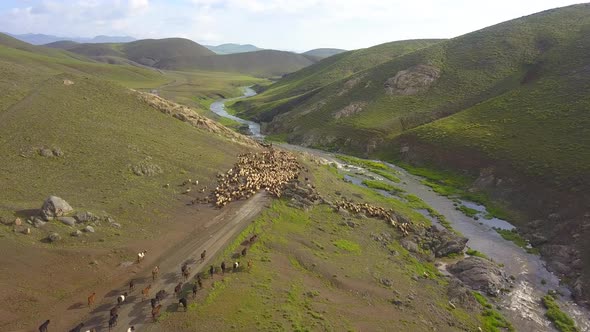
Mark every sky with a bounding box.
[0,0,584,51]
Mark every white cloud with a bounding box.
[0,0,584,50]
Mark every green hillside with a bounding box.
[302,48,347,58]
[48,37,315,77]
[0,32,255,242]
[205,43,263,54]
[241,5,590,188]
[235,4,590,305]
[158,49,315,77]
[232,39,443,119]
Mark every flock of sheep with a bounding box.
[333,199,412,236]
[210,149,303,207]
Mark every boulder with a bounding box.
[422,226,468,257]
[84,225,95,233]
[400,238,420,253]
[58,217,76,227]
[71,230,83,237]
[448,257,510,296]
[39,148,54,157]
[48,232,62,242]
[75,211,99,223]
[33,218,47,228]
[41,196,73,220]
[110,222,122,229]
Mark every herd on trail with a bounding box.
[37,147,415,331]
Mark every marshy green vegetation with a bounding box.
[542,294,579,332]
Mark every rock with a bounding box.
[48,232,62,242]
[391,299,403,306]
[58,217,76,227]
[380,278,393,287]
[447,278,477,307]
[529,233,548,246]
[422,226,468,257]
[333,102,368,119]
[33,218,47,228]
[14,217,22,226]
[547,213,561,222]
[75,211,99,223]
[52,148,64,157]
[71,230,83,237]
[384,64,441,95]
[448,257,510,296]
[400,238,420,253]
[39,148,54,157]
[346,220,359,228]
[41,196,73,220]
[84,225,95,233]
[110,222,122,229]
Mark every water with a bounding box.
[210,87,264,139]
[210,87,590,332]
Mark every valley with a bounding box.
[0,2,588,332]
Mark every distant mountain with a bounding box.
[3,32,136,45]
[302,48,347,59]
[205,43,263,54]
[48,37,316,77]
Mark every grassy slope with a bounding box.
[157,49,316,77]
[0,55,251,246]
[302,48,347,58]
[47,37,315,77]
[241,4,590,187]
[232,39,442,119]
[153,162,487,331]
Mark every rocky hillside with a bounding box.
[234,4,590,305]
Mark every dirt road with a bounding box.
[68,193,268,332]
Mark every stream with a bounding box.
[211,88,590,332]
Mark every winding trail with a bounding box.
[78,193,268,332]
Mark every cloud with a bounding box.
[0,0,584,51]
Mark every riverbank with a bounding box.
[210,88,590,332]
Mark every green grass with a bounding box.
[370,168,401,183]
[362,179,406,195]
[495,229,539,254]
[337,154,389,170]
[332,239,361,253]
[458,205,480,218]
[473,292,515,332]
[466,248,488,259]
[156,162,483,331]
[542,295,579,332]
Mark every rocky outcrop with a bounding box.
[333,102,367,119]
[448,257,511,296]
[384,64,440,95]
[421,226,468,257]
[41,196,73,221]
[283,181,322,210]
[135,91,255,147]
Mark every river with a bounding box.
[211,88,590,332]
